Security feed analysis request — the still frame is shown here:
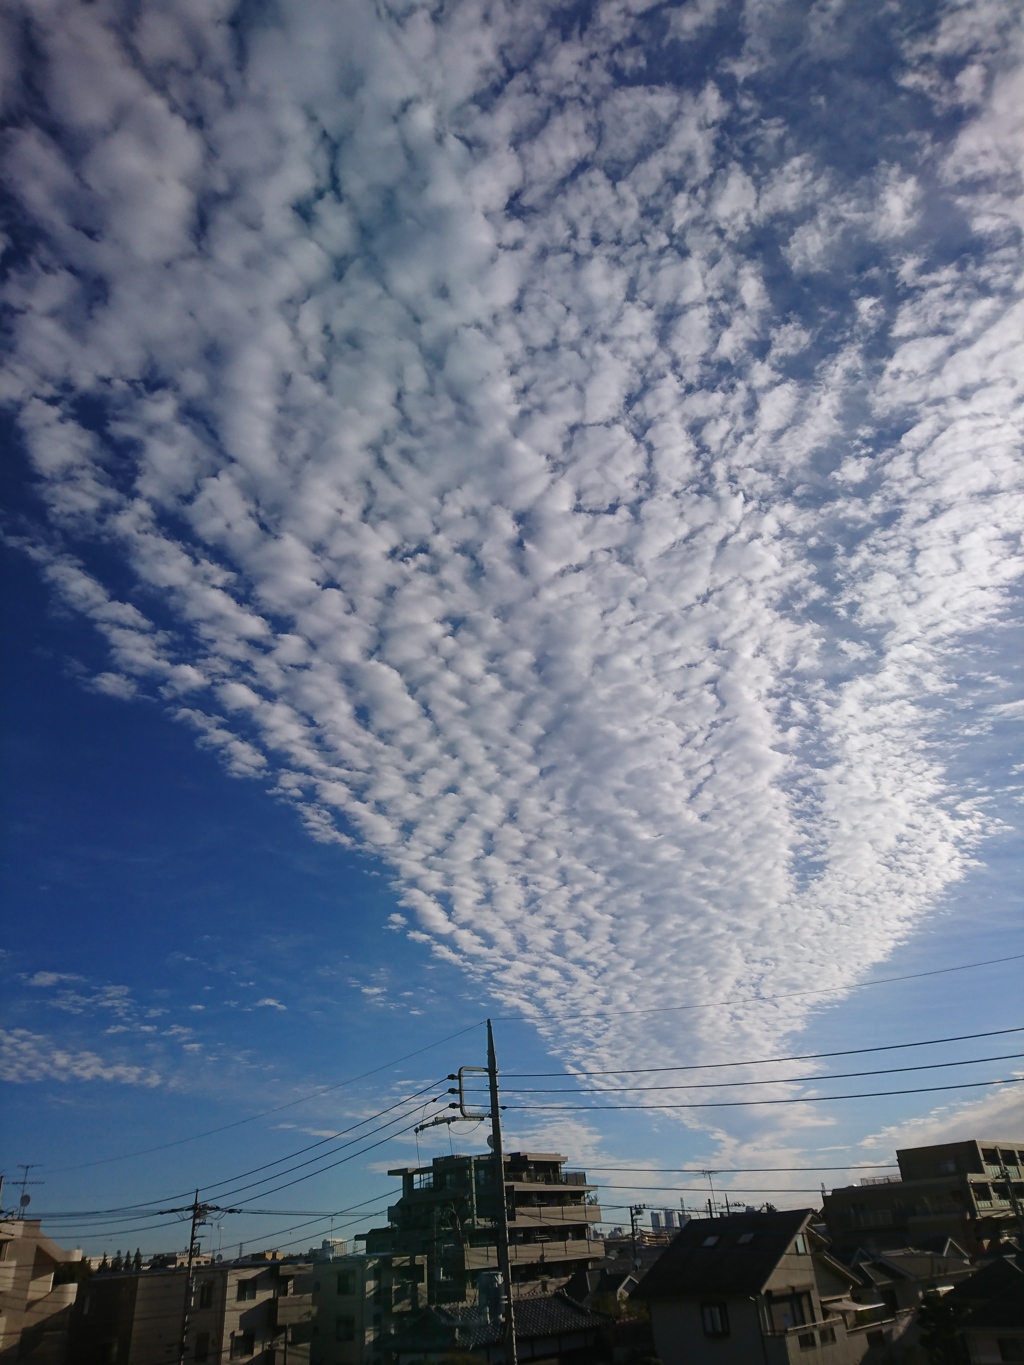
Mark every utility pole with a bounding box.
[998,1158,1024,1251]
[629,1205,644,1269]
[157,1193,241,1365]
[487,1019,518,1365]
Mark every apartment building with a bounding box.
[362,1150,603,1309]
[824,1140,1024,1256]
[66,1257,315,1363]
[0,1218,82,1364]
[310,1253,427,1365]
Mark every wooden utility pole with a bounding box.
[486,1019,517,1365]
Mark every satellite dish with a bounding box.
[19,1194,31,1208]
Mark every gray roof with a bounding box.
[438,1291,610,1347]
[633,1210,814,1300]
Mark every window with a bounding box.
[336,1316,356,1342]
[701,1302,730,1337]
[866,1330,885,1349]
[198,1281,214,1309]
[982,1149,999,1164]
[770,1292,813,1331]
[236,1278,257,1301]
[938,1158,957,1174]
[277,1277,292,1297]
[195,1332,211,1362]
[819,1327,836,1344]
[702,1235,720,1247]
[337,1271,354,1295]
[230,1333,255,1359]
[793,1234,808,1254]
[998,1342,1024,1363]
[798,1333,816,1350]
[737,1233,755,1244]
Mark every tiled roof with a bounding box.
[439,1291,610,1347]
[632,1209,814,1300]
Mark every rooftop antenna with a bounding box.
[15,1166,43,1219]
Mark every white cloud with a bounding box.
[0,1028,162,1086]
[254,997,288,1010]
[2,0,1022,1152]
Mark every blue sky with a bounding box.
[1,0,1023,1259]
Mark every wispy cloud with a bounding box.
[1,0,1021,1138]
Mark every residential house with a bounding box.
[944,1254,1024,1364]
[632,1208,914,1365]
[824,1140,1024,1257]
[0,1218,83,1364]
[385,1288,614,1363]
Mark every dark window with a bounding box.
[198,1281,214,1309]
[820,1326,837,1344]
[337,1271,354,1295]
[195,1331,211,1362]
[770,1293,813,1331]
[797,1333,816,1350]
[230,1333,255,1359]
[336,1316,356,1341]
[737,1233,755,1244]
[702,1235,720,1247]
[277,1277,292,1297]
[701,1302,729,1337]
[866,1330,885,1348]
[998,1342,1024,1363]
[236,1278,257,1301]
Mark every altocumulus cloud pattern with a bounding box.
[2,0,1022,1074]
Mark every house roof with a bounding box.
[632,1210,815,1300]
[947,1256,1024,1331]
[435,1291,610,1347]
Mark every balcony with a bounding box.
[511,1204,602,1228]
[463,1238,599,1271]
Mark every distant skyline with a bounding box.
[1,0,1022,1257]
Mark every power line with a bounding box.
[492,1050,1024,1093]
[503,1024,1024,1077]
[505,1075,1023,1110]
[583,1165,897,1173]
[45,1022,482,1174]
[494,951,1024,1022]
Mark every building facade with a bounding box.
[67,1257,315,1364]
[0,1218,82,1364]
[362,1150,603,1307]
[824,1140,1024,1256]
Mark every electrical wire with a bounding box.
[490,1050,1024,1093]
[45,1022,483,1175]
[583,1164,897,1173]
[493,950,1024,1021]
[502,1024,1024,1077]
[504,1075,1023,1110]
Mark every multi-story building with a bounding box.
[67,1256,315,1364]
[824,1139,1024,1255]
[0,1218,83,1364]
[310,1253,426,1365]
[362,1150,603,1308]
